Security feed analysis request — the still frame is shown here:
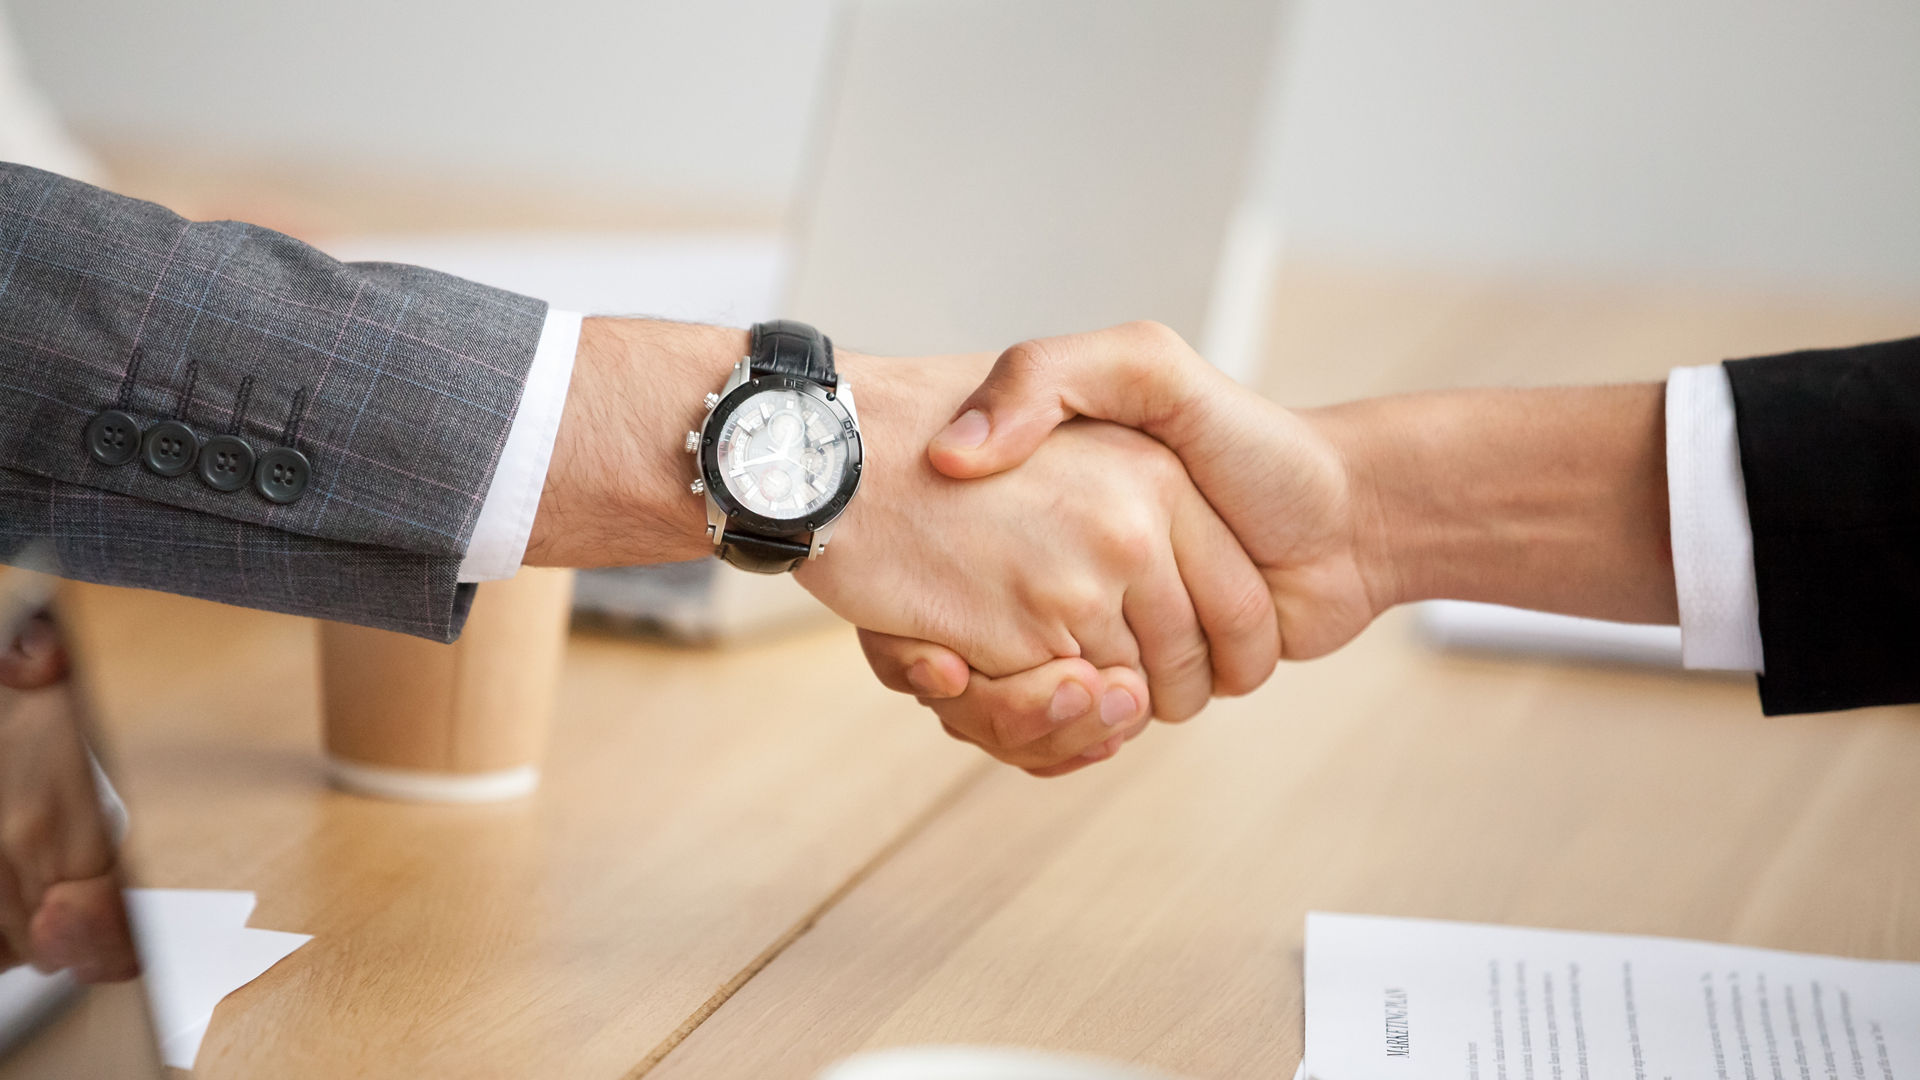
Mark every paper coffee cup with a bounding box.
[318,568,574,803]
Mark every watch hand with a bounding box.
[741,449,799,468]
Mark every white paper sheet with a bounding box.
[124,889,311,1070]
[1304,912,1920,1080]
[0,965,78,1058]
[0,889,310,1070]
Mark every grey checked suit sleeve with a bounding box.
[0,163,548,640]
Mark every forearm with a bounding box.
[1321,382,1677,624]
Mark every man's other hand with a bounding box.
[0,616,137,983]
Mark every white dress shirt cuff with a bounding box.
[457,310,583,582]
[1664,363,1765,672]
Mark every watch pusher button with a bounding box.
[684,430,700,453]
[703,392,721,411]
[690,479,706,495]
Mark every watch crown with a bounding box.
[684,430,700,453]
[689,479,706,495]
[703,392,721,411]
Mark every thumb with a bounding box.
[928,321,1206,480]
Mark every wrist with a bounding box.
[792,351,993,594]
[525,317,748,567]
[1301,400,1413,619]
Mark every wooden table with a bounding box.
[52,268,1920,1078]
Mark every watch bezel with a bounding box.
[698,374,864,536]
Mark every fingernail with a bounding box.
[1099,687,1137,727]
[906,661,938,696]
[1048,681,1093,723]
[934,409,990,451]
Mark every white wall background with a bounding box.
[4,0,840,206]
[7,0,1919,294]
[1270,1,1920,294]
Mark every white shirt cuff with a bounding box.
[1664,363,1765,672]
[457,309,583,582]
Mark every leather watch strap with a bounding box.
[716,532,813,574]
[715,320,839,573]
[748,319,837,387]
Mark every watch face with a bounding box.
[712,385,856,521]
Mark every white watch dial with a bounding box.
[713,388,852,519]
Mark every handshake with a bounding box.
[527,317,1677,778]
[0,310,1689,987]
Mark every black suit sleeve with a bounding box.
[1724,335,1920,714]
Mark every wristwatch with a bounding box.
[687,320,863,573]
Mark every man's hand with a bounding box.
[0,616,138,983]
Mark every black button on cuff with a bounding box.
[140,420,198,477]
[197,434,255,492]
[254,446,311,504]
[85,409,142,466]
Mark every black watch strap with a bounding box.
[716,532,812,574]
[716,321,837,574]
[749,319,837,387]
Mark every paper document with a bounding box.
[0,888,309,1070]
[1304,912,1919,1080]
[126,889,311,1070]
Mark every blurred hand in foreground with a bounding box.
[0,615,137,983]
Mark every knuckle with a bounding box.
[1127,319,1179,344]
[1213,662,1269,700]
[1221,578,1278,638]
[1100,528,1155,575]
[997,338,1059,384]
[1118,320,1185,367]
[1165,634,1214,686]
[1156,695,1204,724]
[1214,609,1280,697]
[1040,578,1112,629]
[1090,506,1162,573]
[1071,586,1116,628]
